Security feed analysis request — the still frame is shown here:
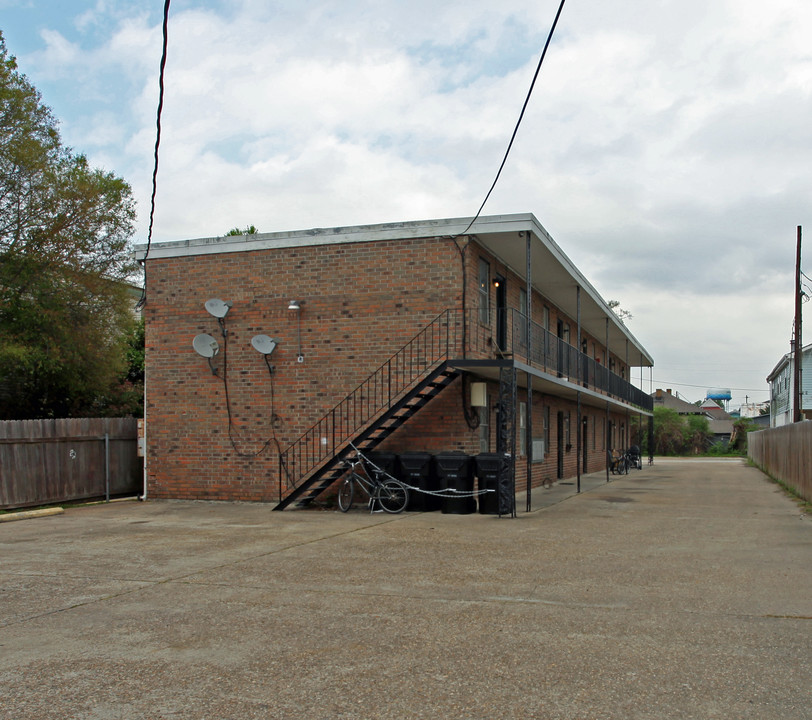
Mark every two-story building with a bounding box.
[135,213,654,511]
[767,344,812,427]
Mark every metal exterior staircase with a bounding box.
[274,311,457,510]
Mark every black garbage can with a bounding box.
[398,452,439,511]
[475,452,501,514]
[435,452,475,514]
[366,451,397,478]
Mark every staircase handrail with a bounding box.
[278,310,454,495]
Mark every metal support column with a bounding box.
[497,365,517,517]
[526,373,533,512]
[605,400,610,482]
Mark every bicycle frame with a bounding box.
[337,453,409,514]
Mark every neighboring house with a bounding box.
[135,213,654,509]
[699,399,735,443]
[750,414,771,429]
[738,401,770,419]
[652,388,705,415]
[651,388,734,443]
[124,282,144,319]
[767,343,812,427]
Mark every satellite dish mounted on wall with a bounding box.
[251,334,278,376]
[204,298,232,318]
[205,298,232,338]
[251,335,277,356]
[192,333,220,374]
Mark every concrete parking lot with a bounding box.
[1,458,810,719]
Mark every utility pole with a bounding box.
[793,225,803,423]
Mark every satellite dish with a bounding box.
[251,335,278,355]
[204,298,232,318]
[192,333,220,358]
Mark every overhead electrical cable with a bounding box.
[652,380,769,394]
[455,0,568,239]
[137,0,171,310]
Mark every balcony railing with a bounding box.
[455,307,653,412]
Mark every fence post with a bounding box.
[104,432,110,502]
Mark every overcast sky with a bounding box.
[3,0,811,409]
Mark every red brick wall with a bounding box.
[144,233,632,502]
[144,235,467,501]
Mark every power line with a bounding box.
[455,0,567,239]
[652,379,769,394]
[136,0,171,310]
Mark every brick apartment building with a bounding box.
[135,213,654,510]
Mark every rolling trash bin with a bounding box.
[366,451,397,477]
[475,453,512,515]
[434,452,475,514]
[398,452,439,511]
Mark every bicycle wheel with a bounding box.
[337,478,354,512]
[376,479,409,514]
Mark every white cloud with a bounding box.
[5,0,812,404]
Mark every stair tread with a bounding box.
[277,364,460,509]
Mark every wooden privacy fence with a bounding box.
[748,423,812,503]
[0,418,141,510]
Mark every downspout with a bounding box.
[139,333,148,501]
[452,234,480,429]
[525,231,533,511]
[625,338,630,450]
[576,285,581,494]
[605,316,610,483]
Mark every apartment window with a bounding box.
[543,405,550,455]
[478,258,490,325]
[564,411,571,448]
[519,402,527,456]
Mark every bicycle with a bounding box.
[608,450,629,475]
[337,450,409,514]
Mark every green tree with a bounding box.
[728,417,759,454]
[684,414,712,454]
[225,225,258,236]
[0,32,136,419]
[652,406,685,455]
[607,299,633,323]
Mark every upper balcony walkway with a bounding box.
[452,308,653,415]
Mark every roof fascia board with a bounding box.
[132,214,538,261]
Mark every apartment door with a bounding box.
[495,275,507,353]
[557,411,564,479]
[582,417,588,473]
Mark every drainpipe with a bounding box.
[139,338,148,501]
[576,285,581,493]
[605,317,610,483]
[524,230,533,511]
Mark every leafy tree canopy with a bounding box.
[0,32,138,418]
[607,299,633,323]
[225,225,258,236]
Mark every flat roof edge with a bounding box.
[133,213,540,260]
